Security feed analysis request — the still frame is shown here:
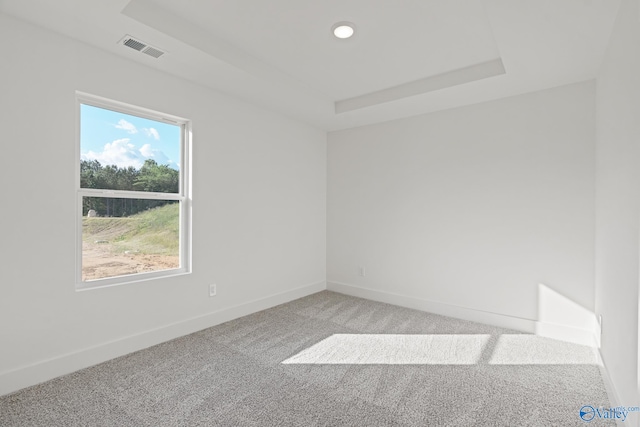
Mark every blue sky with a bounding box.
[80,104,180,170]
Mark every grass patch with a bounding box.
[83,203,179,256]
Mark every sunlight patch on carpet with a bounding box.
[488,334,599,365]
[281,334,490,365]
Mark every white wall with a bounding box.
[0,13,326,395]
[328,81,596,331]
[6,1,636,407]
[596,0,640,410]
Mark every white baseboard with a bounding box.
[327,281,598,347]
[2,280,605,399]
[0,280,326,397]
[596,350,621,406]
[595,350,633,427]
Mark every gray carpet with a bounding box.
[0,291,614,426]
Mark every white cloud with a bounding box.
[143,127,160,140]
[82,138,144,169]
[139,143,154,157]
[115,119,138,134]
[138,143,177,169]
[82,139,178,170]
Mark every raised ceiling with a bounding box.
[0,0,621,131]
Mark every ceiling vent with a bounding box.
[119,35,166,59]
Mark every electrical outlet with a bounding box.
[359,266,366,277]
[209,283,217,297]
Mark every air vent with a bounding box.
[119,35,166,59]
[142,46,164,58]
[123,37,146,51]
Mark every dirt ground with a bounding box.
[82,241,179,281]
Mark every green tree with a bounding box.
[80,159,178,216]
[134,159,179,193]
[80,160,102,189]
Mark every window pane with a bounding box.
[80,104,180,193]
[82,197,180,281]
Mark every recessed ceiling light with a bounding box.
[332,22,355,39]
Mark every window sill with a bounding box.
[75,268,191,292]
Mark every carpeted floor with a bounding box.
[0,291,614,426]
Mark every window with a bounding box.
[76,93,191,290]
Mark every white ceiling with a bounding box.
[0,0,620,131]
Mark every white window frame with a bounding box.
[75,92,192,290]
